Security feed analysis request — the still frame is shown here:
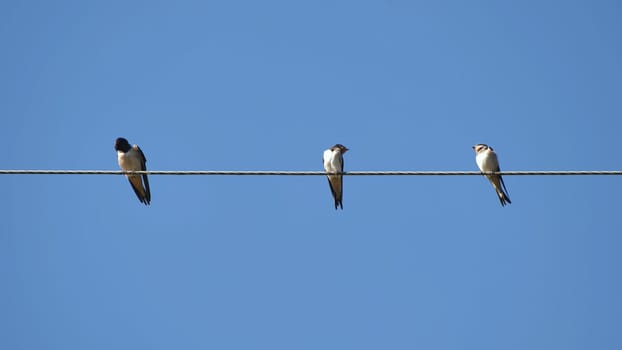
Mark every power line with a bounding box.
[1,170,622,176]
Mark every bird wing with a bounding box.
[135,145,151,203]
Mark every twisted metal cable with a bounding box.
[1,170,621,176]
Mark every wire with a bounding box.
[1,170,622,176]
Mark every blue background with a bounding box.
[2,1,621,349]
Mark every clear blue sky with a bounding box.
[2,1,621,349]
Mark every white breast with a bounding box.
[117,149,142,171]
[323,149,341,173]
[476,150,498,172]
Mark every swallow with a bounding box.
[473,144,511,206]
[323,144,349,209]
[115,137,151,205]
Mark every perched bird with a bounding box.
[115,137,151,205]
[323,144,349,210]
[473,144,511,206]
